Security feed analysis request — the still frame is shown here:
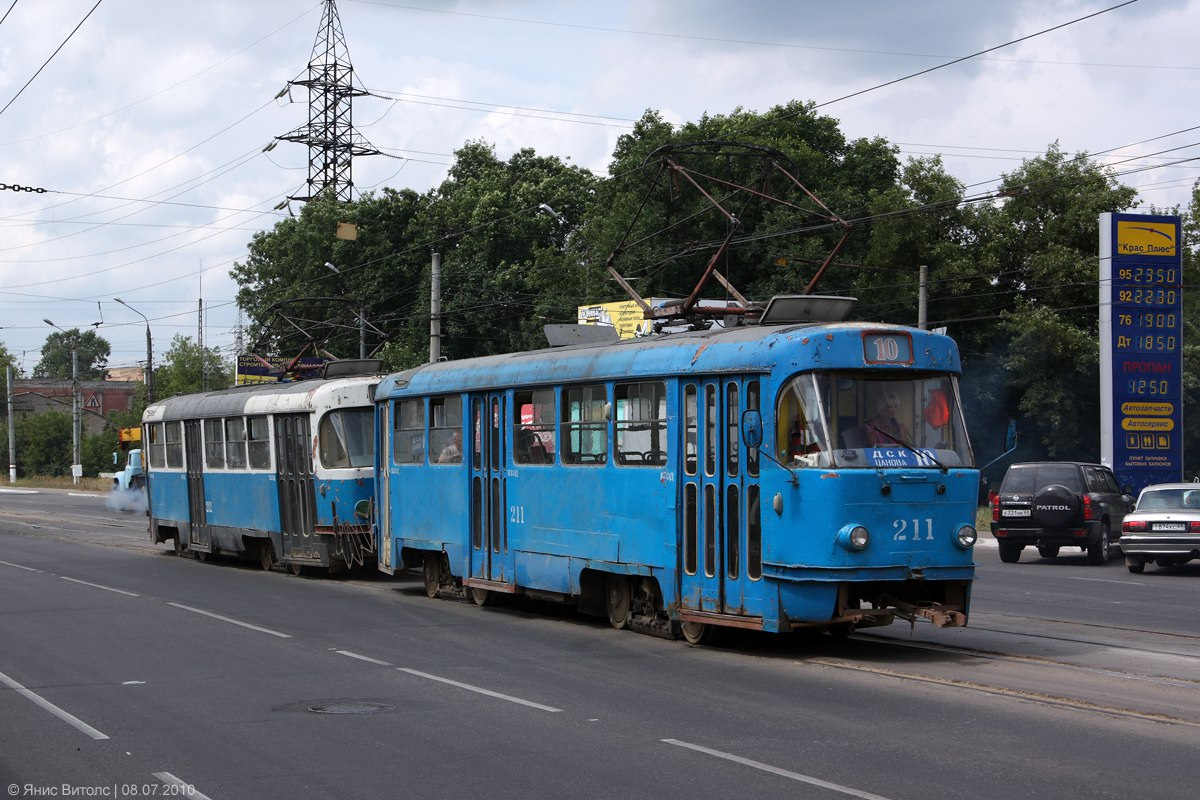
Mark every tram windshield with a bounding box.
[775,372,973,469]
[319,408,375,469]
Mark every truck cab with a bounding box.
[113,427,146,491]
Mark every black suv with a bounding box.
[990,462,1134,565]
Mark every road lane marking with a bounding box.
[0,559,42,572]
[0,488,38,494]
[0,669,110,740]
[153,773,212,800]
[1068,576,1146,586]
[662,739,893,800]
[397,667,562,712]
[167,602,292,638]
[336,650,392,666]
[60,576,141,597]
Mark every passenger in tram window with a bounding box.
[866,390,911,445]
[438,431,463,463]
[786,410,819,460]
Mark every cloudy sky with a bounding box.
[1,0,1195,377]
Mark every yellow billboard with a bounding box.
[1116,220,1177,257]
[577,300,653,339]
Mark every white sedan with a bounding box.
[1120,482,1200,573]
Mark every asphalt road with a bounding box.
[2,487,1197,800]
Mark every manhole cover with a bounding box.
[307,702,394,715]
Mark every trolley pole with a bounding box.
[430,252,442,362]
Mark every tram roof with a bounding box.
[376,320,961,399]
[142,374,379,422]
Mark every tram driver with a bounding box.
[866,389,911,445]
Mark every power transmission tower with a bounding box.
[277,0,379,204]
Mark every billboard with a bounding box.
[236,355,327,385]
[1099,212,1183,494]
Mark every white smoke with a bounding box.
[106,485,148,514]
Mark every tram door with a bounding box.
[275,414,317,562]
[183,420,210,553]
[469,394,509,585]
[679,378,760,617]
[377,403,393,572]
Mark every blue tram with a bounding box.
[374,297,979,642]
[142,363,380,573]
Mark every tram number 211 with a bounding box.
[893,518,935,541]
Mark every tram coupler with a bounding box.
[880,594,968,628]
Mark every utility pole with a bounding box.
[6,364,15,484]
[71,348,80,486]
[44,319,81,485]
[114,298,153,404]
[430,252,441,362]
[277,0,380,204]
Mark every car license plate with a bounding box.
[1153,522,1186,531]
[1003,509,1031,517]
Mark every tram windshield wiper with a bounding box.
[865,424,948,473]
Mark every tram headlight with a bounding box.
[836,524,870,552]
[955,524,978,549]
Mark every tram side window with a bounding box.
[203,419,225,469]
[684,385,698,476]
[164,422,183,469]
[224,417,247,469]
[319,408,374,469]
[614,381,666,466]
[746,380,760,477]
[393,399,425,464]
[430,396,463,465]
[247,415,271,469]
[514,389,555,465]
[561,384,607,465]
[147,423,166,469]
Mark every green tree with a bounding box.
[33,329,111,380]
[1,340,22,377]
[153,335,232,397]
[14,412,73,477]
[961,144,1139,466]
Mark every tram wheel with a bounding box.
[605,575,631,630]
[259,541,275,571]
[679,620,712,646]
[172,537,185,557]
[422,554,441,599]
[194,549,210,563]
[469,587,493,607]
[290,562,305,576]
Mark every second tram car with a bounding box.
[374,297,979,642]
[142,364,380,573]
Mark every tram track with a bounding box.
[809,622,1200,728]
[803,655,1200,729]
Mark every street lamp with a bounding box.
[114,298,153,404]
[324,262,366,359]
[43,318,81,485]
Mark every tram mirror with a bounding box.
[1005,419,1018,451]
[741,409,764,449]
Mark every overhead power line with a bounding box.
[0,0,104,120]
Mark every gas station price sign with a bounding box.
[1099,213,1183,494]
